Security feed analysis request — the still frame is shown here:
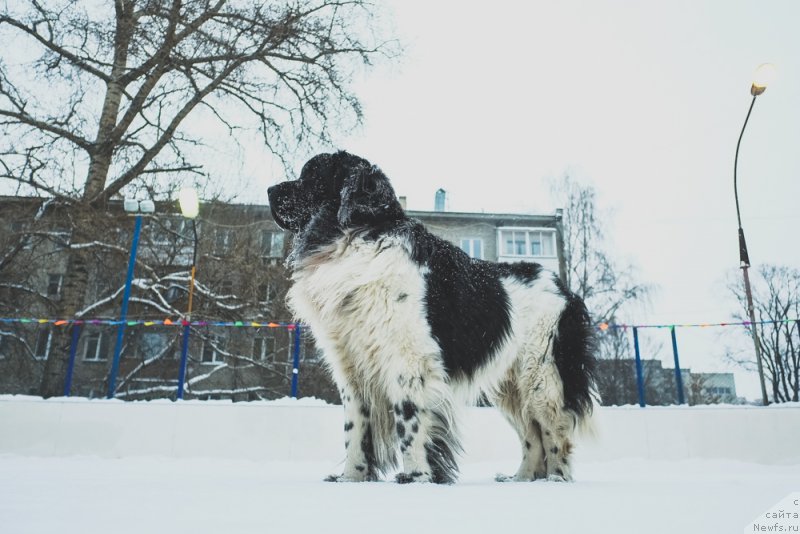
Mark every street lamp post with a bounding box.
[734,63,775,406]
[107,198,155,399]
[177,187,199,400]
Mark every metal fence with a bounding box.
[599,319,800,406]
[0,318,321,401]
[1,316,796,405]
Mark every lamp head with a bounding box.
[751,63,776,96]
[138,200,156,214]
[123,198,139,213]
[178,187,200,219]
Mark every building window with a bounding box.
[46,274,63,298]
[305,347,322,363]
[220,280,234,295]
[51,225,71,248]
[257,283,278,304]
[139,332,170,360]
[11,221,32,249]
[459,238,483,259]
[261,231,285,258]
[34,329,51,360]
[214,229,235,255]
[253,336,276,361]
[165,286,182,303]
[201,336,226,364]
[499,228,556,258]
[529,230,554,256]
[151,217,188,245]
[83,332,108,361]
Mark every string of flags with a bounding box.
[0,317,298,329]
[598,319,799,331]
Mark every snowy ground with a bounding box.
[2,456,797,533]
[0,399,800,534]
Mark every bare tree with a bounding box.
[728,265,800,403]
[592,327,638,405]
[684,374,721,406]
[552,174,651,323]
[0,0,397,396]
[551,174,653,405]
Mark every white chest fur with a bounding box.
[287,236,439,390]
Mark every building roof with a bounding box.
[407,209,562,226]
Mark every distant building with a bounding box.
[596,357,740,406]
[689,372,738,404]
[409,208,565,277]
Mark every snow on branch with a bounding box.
[115,340,177,392]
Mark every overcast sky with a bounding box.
[297,0,799,399]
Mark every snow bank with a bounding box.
[1,396,799,465]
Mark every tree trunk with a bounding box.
[38,209,95,397]
[83,3,134,202]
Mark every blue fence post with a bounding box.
[670,326,685,405]
[177,323,191,399]
[632,326,646,407]
[62,323,82,397]
[290,324,302,399]
[107,214,143,399]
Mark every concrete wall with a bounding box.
[2,397,798,465]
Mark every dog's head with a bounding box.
[267,151,404,233]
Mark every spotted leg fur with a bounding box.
[492,372,578,483]
[511,419,548,481]
[389,374,461,484]
[325,388,378,482]
[495,417,574,482]
[539,420,575,482]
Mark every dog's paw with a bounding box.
[545,473,572,483]
[325,472,378,483]
[395,471,431,484]
[495,471,548,482]
[325,474,364,483]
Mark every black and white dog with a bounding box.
[268,151,597,484]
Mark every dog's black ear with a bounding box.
[338,162,404,227]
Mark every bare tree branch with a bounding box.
[727,265,800,403]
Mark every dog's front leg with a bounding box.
[390,373,460,485]
[325,387,378,482]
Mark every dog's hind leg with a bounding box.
[524,366,578,481]
[532,403,577,482]
[491,379,547,482]
[511,418,548,481]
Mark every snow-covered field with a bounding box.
[2,397,799,534]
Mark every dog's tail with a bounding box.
[552,290,598,427]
